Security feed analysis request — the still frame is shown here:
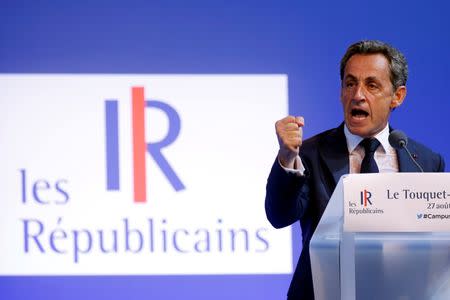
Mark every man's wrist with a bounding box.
[278,155,305,176]
[278,151,297,169]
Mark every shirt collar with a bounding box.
[344,123,391,154]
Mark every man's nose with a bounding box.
[353,84,365,102]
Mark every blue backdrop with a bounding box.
[1,1,449,299]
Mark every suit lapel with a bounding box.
[389,126,420,172]
[397,146,420,172]
[318,123,349,185]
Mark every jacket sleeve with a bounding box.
[265,158,311,229]
[436,153,446,172]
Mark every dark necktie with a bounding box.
[360,138,381,173]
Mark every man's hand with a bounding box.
[275,116,305,168]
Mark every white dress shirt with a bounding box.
[281,123,399,175]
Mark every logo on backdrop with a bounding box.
[105,87,185,203]
[1,75,290,275]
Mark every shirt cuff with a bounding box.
[278,155,305,176]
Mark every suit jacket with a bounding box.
[265,123,445,300]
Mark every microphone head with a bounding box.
[389,130,408,149]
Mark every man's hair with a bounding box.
[340,40,408,91]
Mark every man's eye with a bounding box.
[368,83,378,89]
[346,82,355,88]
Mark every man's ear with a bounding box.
[390,86,407,109]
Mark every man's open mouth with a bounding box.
[351,108,369,119]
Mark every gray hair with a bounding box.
[340,40,408,91]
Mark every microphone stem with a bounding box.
[402,145,424,172]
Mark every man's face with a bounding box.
[340,53,406,137]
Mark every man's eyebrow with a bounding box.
[365,76,381,83]
[344,74,357,81]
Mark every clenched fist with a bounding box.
[275,116,304,168]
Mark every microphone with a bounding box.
[388,130,407,148]
[388,130,424,172]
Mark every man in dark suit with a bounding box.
[265,40,445,300]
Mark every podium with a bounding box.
[310,173,450,300]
